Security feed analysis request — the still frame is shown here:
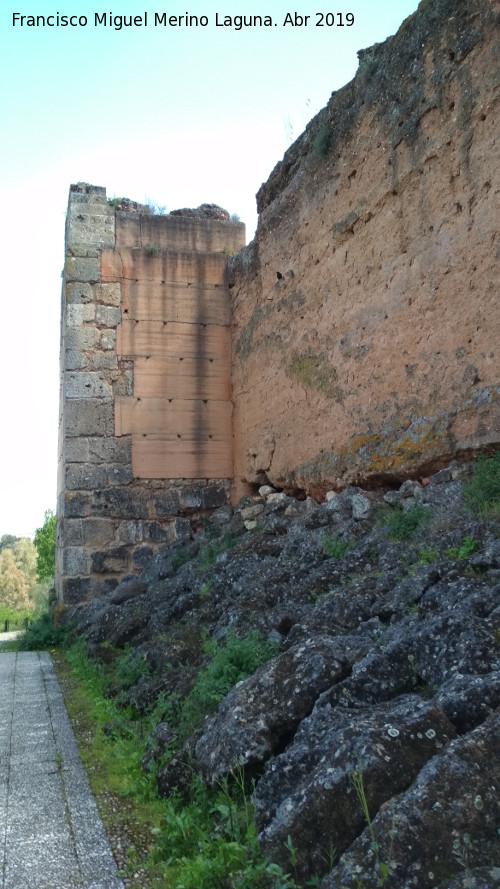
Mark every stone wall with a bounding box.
[230,0,500,497]
[57,184,245,603]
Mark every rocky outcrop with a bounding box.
[230,0,500,497]
[62,456,500,888]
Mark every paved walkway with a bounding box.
[0,651,124,889]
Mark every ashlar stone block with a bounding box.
[91,352,118,371]
[96,306,121,328]
[153,489,180,516]
[65,256,100,283]
[88,436,132,463]
[91,546,130,573]
[101,330,116,350]
[64,438,90,462]
[64,399,114,436]
[66,282,94,304]
[95,283,121,306]
[82,518,118,546]
[66,463,109,491]
[66,305,96,327]
[63,491,91,517]
[117,520,144,543]
[65,327,101,352]
[59,519,83,546]
[65,350,88,371]
[62,547,90,576]
[91,487,149,519]
[65,372,112,399]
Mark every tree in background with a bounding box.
[12,538,38,589]
[34,510,56,582]
[0,534,19,552]
[0,548,31,610]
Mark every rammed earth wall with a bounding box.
[56,184,245,603]
[57,0,500,604]
[229,0,500,497]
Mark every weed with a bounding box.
[178,631,278,739]
[349,757,394,886]
[464,452,500,517]
[358,50,378,80]
[198,580,212,598]
[378,502,431,541]
[198,532,239,570]
[322,535,351,559]
[418,548,439,564]
[172,545,191,572]
[445,536,478,560]
[145,242,160,256]
[113,646,151,696]
[313,120,331,158]
[144,197,167,215]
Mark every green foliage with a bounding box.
[57,643,301,888]
[179,631,278,740]
[144,197,167,215]
[464,452,500,517]
[198,532,239,569]
[0,545,32,610]
[172,544,192,572]
[379,502,431,541]
[153,769,298,889]
[313,120,331,158]
[0,605,31,631]
[417,547,439,564]
[113,646,152,696]
[445,536,478,560]
[349,757,394,886]
[13,612,71,651]
[0,534,19,552]
[34,509,56,582]
[145,242,160,256]
[322,535,351,559]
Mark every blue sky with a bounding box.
[0,0,418,537]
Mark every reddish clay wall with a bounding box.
[230,0,500,497]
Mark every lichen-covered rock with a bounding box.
[254,695,456,882]
[195,637,346,782]
[321,710,500,889]
[60,459,500,885]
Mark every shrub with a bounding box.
[113,646,151,694]
[313,120,331,158]
[322,535,350,559]
[379,502,431,541]
[179,631,278,739]
[145,242,160,256]
[13,612,71,651]
[445,536,478,559]
[464,452,500,517]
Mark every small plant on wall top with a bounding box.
[313,119,332,159]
